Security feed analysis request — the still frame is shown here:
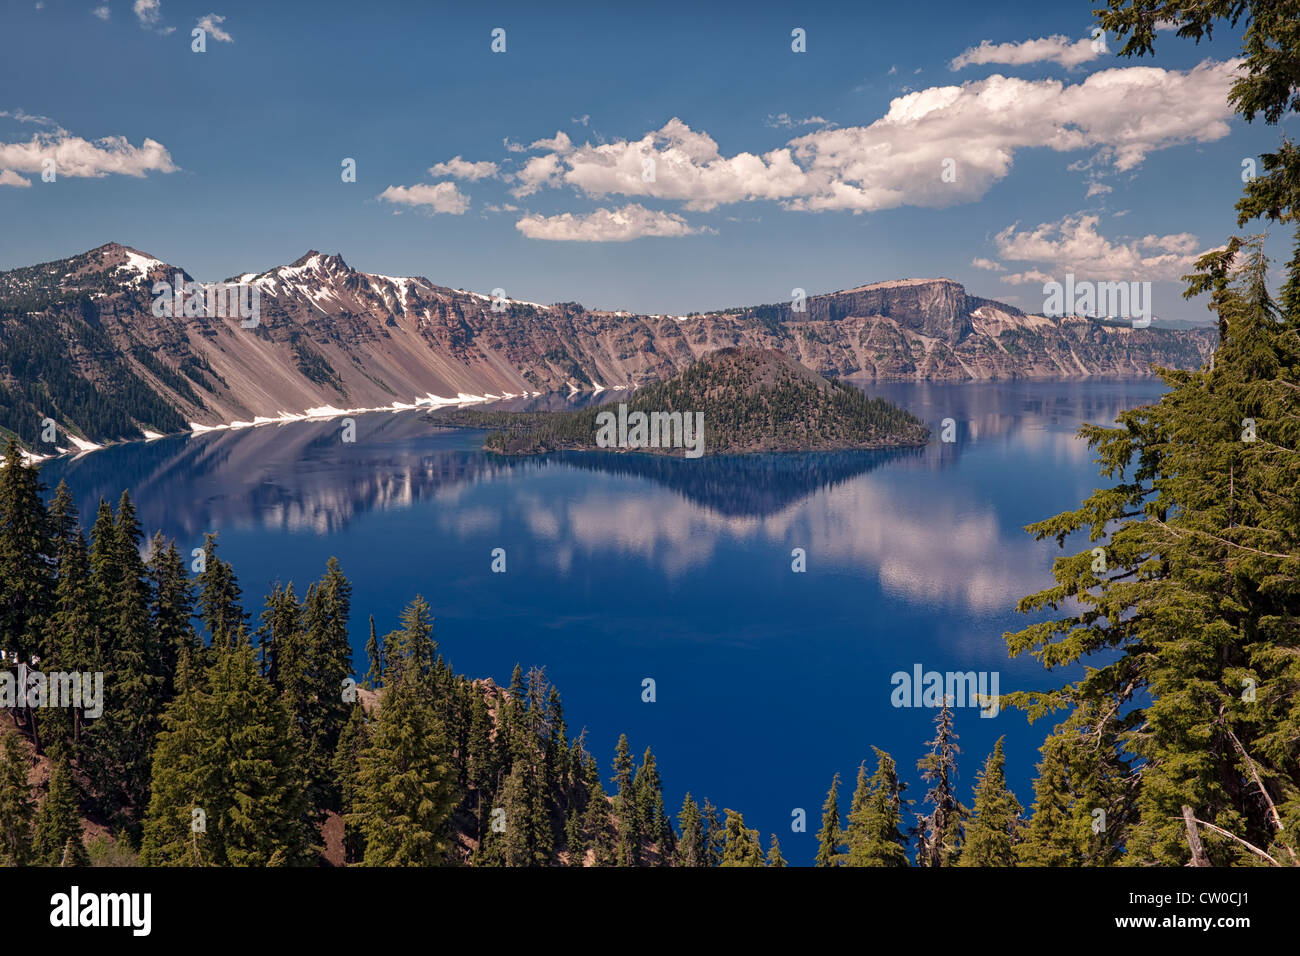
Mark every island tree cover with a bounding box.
[0,0,1298,869]
[430,346,930,456]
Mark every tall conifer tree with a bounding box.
[0,730,33,866]
[959,738,1022,867]
[915,704,967,867]
[32,756,87,866]
[141,638,315,866]
[719,809,764,866]
[845,748,910,867]
[814,772,843,866]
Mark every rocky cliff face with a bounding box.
[0,243,1217,444]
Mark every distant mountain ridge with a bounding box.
[0,242,1216,446]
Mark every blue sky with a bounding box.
[1,0,1293,321]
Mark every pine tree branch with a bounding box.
[1181,812,1282,867]
[1090,682,1135,751]
[1150,517,1295,560]
[1219,718,1299,865]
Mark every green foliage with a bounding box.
[79,491,164,837]
[434,348,929,456]
[195,533,244,649]
[719,809,764,866]
[1016,703,1132,866]
[140,640,316,866]
[0,730,34,865]
[915,704,967,867]
[765,834,787,867]
[844,748,910,867]
[814,773,843,866]
[349,667,456,866]
[0,310,186,444]
[32,757,87,866]
[85,833,139,867]
[333,703,372,864]
[674,792,704,867]
[959,738,1022,867]
[0,438,52,660]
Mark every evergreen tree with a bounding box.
[485,764,531,866]
[719,809,764,866]
[146,534,198,701]
[141,638,315,866]
[563,803,584,865]
[700,798,724,867]
[1280,225,1300,322]
[674,792,704,867]
[349,663,456,866]
[1008,238,1300,865]
[0,439,52,665]
[300,558,355,810]
[262,581,304,700]
[333,702,372,864]
[381,594,436,693]
[194,533,244,648]
[1022,0,1300,869]
[32,756,87,866]
[0,730,33,865]
[581,775,614,866]
[81,492,162,834]
[765,833,787,867]
[959,738,1022,867]
[915,703,967,867]
[466,683,495,839]
[86,498,117,638]
[1016,702,1134,867]
[363,614,382,688]
[814,772,843,866]
[40,483,95,751]
[844,747,910,867]
[632,746,673,856]
[611,733,639,865]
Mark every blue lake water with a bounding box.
[39,378,1166,864]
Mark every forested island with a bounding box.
[429,347,930,456]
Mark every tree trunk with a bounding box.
[1183,805,1211,866]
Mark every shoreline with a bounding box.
[15,370,1165,465]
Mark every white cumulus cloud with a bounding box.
[0,129,178,178]
[993,213,1212,282]
[0,169,32,188]
[133,0,160,27]
[502,60,1238,215]
[764,113,834,129]
[428,156,498,180]
[196,14,233,42]
[951,34,1103,70]
[515,204,703,241]
[377,181,470,214]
